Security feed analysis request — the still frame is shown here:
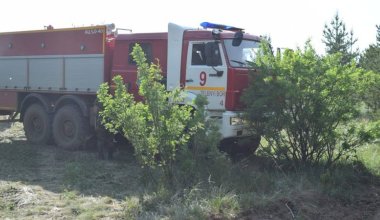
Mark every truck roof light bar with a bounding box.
[200,22,244,32]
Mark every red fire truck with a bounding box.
[0,22,260,150]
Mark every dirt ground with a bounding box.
[1,117,380,219]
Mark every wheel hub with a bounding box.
[63,120,75,137]
[32,116,42,132]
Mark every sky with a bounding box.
[1,0,379,54]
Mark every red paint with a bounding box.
[111,33,168,99]
[182,30,259,111]
[0,26,106,56]
[225,68,250,111]
[0,24,259,114]
[104,34,116,83]
[0,91,17,111]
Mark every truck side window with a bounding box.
[128,43,153,65]
[191,43,222,66]
[191,44,206,65]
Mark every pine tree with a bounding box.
[376,25,380,46]
[322,13,358,64]
[360,25,380,73]
[359,25,380,112]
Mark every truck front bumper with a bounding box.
[218,111,250,139]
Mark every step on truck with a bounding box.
[0,22,261,150]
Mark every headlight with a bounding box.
[230,117,244,126]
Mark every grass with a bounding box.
[0,122,380,219]
[358,142,380,175]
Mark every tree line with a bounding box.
[323,13,380,73]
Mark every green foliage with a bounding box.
[377,25,380,46]
[360,25,380,72]
[242,40,374,167]
[360,45,380,73]
[358,142,380,176]
[97,44,201,180]
[355,70,380,112]
[0,185,18,211]
[1,121,380,219]
[208,187,240,218]
[373,120,380,139]
[63,161,100,190]
[189,95,224,164]
[175,94,230,187]
[358,25,380,113]
[322,13,358,64]
[319,160,374,201]
[122,197,141,219]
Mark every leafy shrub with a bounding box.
[97,44,201,182]
[355,70,380,113]
[174,95,230,186]
[242,41,374,167]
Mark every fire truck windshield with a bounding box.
[224,40,259,68]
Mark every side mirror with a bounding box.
[205,42,222,66]
[232,31,243,47]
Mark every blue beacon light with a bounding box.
[200,22,243,32]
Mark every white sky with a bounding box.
[1,0,379,54]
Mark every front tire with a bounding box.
[23,104,52,145]
[53,104,89,150]
[219,135,261,157]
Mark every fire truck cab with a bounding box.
[111,22,261,139]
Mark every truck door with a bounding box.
[184,41,228,110]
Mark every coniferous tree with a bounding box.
[360,25,380,73]
[358,25,380,112]
[322,13,358,64]
[376,25,380,46]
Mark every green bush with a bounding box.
[242,41,374,167]
[355,70,380,113]
[174,95,230,186]
[97,44,202,182]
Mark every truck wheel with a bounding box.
[53,104,89,150]
[220,135,261,158]
[23,104,52,144]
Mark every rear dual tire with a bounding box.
[23,104,52,144]
[52,104,90,150]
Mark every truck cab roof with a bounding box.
[115,30,260,42]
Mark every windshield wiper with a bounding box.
[230,59,246,66]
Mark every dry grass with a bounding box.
[0,120,141,219]
[0,121,379,219]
